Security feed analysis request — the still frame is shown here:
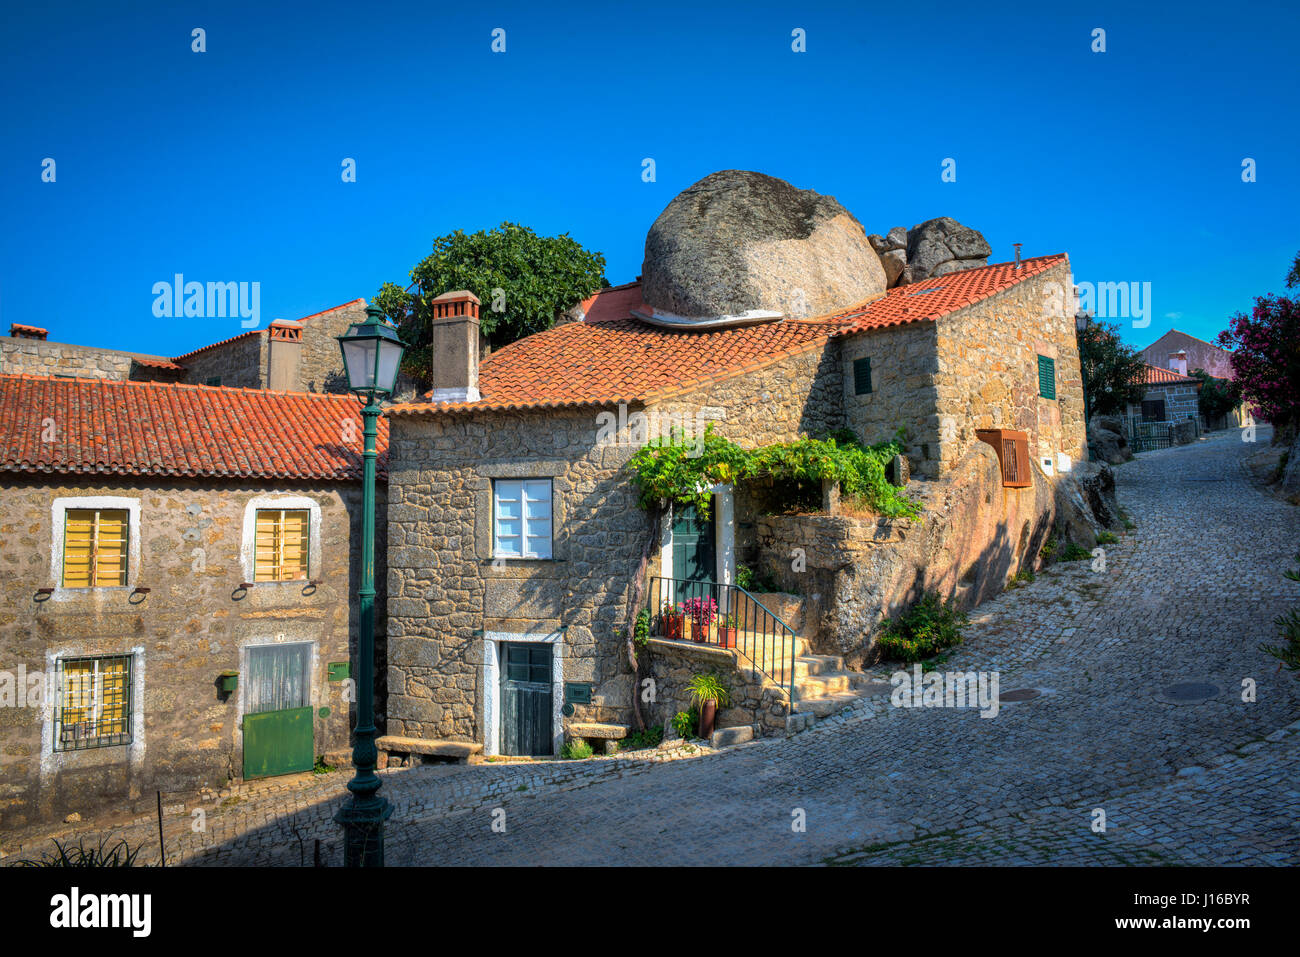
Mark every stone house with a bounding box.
[1140,329,1234,381]
[0,373,388,830]
[381,173,1087,759]
[1,298,368,394]
[1129,362,1203,423]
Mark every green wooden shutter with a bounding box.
[853,357,873,395]
[1037,355,1056,400]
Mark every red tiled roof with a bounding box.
[388,255,1068,418]
[576,282,647,323]
[133,357,185,371]
[0,374,386,480]
[1142,363,1201,386]
[9,323,48,337]
[828,255,1065,335]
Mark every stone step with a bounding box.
[790,691,861,719]
[793,672,854,699]
[793,654,846,678]
[710,725,755,748]
[376,736,482,761]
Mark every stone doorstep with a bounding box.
[375,736,483,763]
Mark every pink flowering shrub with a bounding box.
[1217,295,1300,429]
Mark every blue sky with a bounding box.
[1,0,1296,359]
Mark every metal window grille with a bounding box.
[54,654,133,751]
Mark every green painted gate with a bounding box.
[500,643,552,756]
[242,643,314,779]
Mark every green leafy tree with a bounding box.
[1190,368,1243,422]
[1286,249,1300,289]
[375,222,608,383]
[1078,318,1147,417]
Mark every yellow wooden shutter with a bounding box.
[61,658,94,725]
[62,509,127,588]
[99,658,130,736]
[253,509,309,581]
[254,510,279,581]
[62,510,94,588]
[93,510,128,587]
[280,509,308,580]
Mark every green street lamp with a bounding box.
[334,305,406,867]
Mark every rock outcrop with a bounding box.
[868,217,992,288]
[641,170,886,322]
[1087,414,1135,465]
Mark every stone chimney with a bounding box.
[267,320,303,391]
[1168,350,1188,376]
[429,290,481,402]
[9,323,48,340]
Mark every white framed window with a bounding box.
[50,496,141,595]
[493,479,552,559]
[54,653,134,751]
[240,495,322,584]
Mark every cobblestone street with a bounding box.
[6,427,1298,866]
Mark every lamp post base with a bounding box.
[335,797,394,867]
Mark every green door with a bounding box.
[500,643,552,756]
[242,643,314,778]
[672,503,716,584]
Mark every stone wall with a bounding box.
[298,301,367,394]
[1141,382,1200,422]
[0,476,386,830]
[176,332,267,389]
[643,638,789,737]
[931,262,1088,476]
[841,320,941,474]
[752,442,1060,667]
[2,336,144,381]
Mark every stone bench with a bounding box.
[376,736,482,767]
[567,722,630,754]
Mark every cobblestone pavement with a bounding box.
[6,427,1298,866]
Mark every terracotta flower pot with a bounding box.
[690,620,704,643]
[718,626,738,649]
[698,700,717,738]
[664,615,685,641]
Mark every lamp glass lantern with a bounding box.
[336,307,407,397]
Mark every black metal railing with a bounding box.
[646,576,797,705]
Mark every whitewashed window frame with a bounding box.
[492,479,553,559]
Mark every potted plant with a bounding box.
[680,595,717,644]
[662,601,686,641]
[686,673,731,739]
[717,612,739,649]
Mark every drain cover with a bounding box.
[1158,682,1220,704]
[999,688,1042,703]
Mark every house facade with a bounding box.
[0,374,388,831]
[382,254,1087,757]
[0,298,368,394]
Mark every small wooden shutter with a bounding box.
[62,509,128,588]
[853,357,873,395]
[254,509,309,581]
[1037,355,1056,400]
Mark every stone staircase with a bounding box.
[738,593,876,726]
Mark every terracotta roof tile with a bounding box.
[1142,363,1201,385]
[388,255,1068,418]
[0,374,386,481]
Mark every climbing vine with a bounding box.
[627,424,921,520]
